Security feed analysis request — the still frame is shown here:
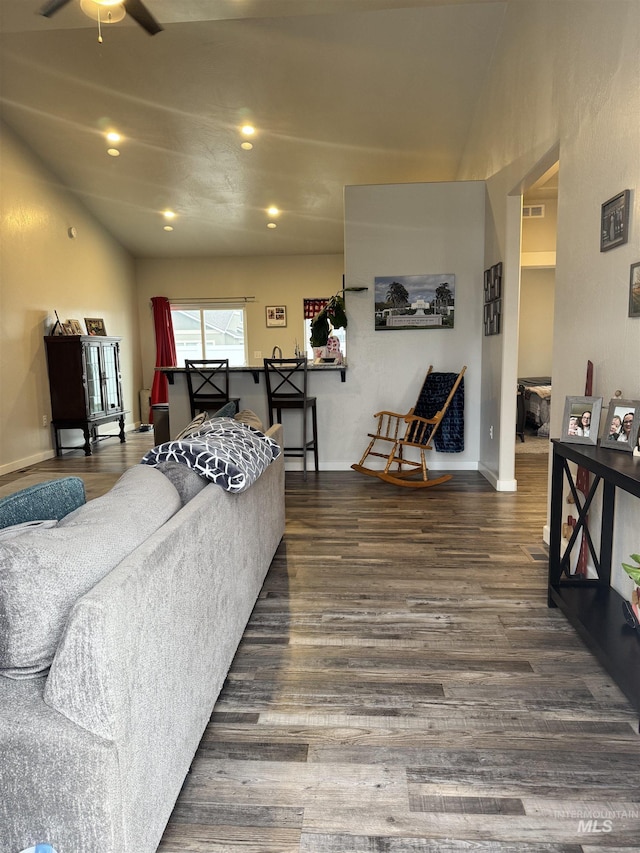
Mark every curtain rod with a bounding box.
[164,296,256,305]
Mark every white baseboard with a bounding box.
[283,460,481,473]
[0,450,56,476]
[478,462,517,492]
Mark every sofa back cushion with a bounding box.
[0,465,181,680]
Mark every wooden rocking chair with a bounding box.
[351,366,466,488]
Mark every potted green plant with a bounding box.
[309,292,348,349]
[621,553,640,628]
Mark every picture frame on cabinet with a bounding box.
[562,396,602,445]
[68,319,84,335]
[600,399,640,452]
[85,317,107,336]
[629,262,640,317]
[600,189,630,252]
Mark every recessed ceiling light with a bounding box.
[267,206,279,217]
[106,147,120,157]
[163,225,174,232]
[163,210,176,220]
[240,142,253,151]
[106,131,121,144]
[267,222,277,229]
[241,125,255,137]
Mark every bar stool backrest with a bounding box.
[263,358,308,403]
[185,359,232,416]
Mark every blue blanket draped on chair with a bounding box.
[413,372,464,452]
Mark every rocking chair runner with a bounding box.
[351,366,466,488]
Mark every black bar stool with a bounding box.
[263,358,318,479]
[185,359,240,418]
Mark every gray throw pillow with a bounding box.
[213,401,237,418]
[155,461,209,505]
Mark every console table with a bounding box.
[549,439,640,721]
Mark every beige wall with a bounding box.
[518,268,555,378]
[134,254,344,390]
[344,180,485,472]
[0,122,140,473]
[522,197,558,255]
[518,203,557,378]
[459,0,640,592]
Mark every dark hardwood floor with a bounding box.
[4,436,640,851]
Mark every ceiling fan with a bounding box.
[40,0,163,35]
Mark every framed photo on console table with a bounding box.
[561,396,602,445]
[600,399,640,452]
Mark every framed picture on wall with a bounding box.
[629,262,640,317]
[600,399,640,452]
[266,305,287,327]
[562,396,602,445]
[484,268,492,303]
[483,296,501,336]
[600,189,630,251]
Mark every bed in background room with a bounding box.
[518,376,552,437]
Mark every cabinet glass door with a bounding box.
[102,343,122,411]
[85,344,103,416]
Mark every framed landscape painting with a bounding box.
[374,274,455,331]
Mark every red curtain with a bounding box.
[149,296,177,422]
[304,298,329,319]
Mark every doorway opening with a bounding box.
[515,160,558,460]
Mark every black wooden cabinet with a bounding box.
[44,335,128,455]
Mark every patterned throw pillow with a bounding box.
[141,419,281,493]
[173,410,209,441]
[234,409,264,431]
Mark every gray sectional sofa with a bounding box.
[0,424,285,853]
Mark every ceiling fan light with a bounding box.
[80,0,126,23]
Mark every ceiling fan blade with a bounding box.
[123,0,163,35]
[40,0,73,17]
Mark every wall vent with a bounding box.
[523,203,545,219]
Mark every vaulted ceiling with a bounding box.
[0,0,507,257]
